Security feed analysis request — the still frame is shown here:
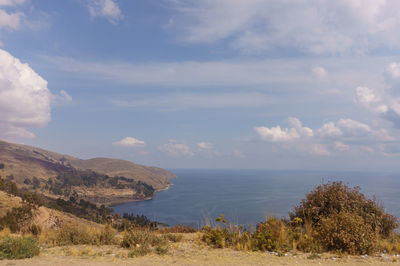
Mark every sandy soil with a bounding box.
[1,234,399,266]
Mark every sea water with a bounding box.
[112,169,400,227]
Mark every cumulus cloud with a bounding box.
[159,140,193,157]
[86,0,122,24]
[317,122,342,138]
[254,126,299,142]
[355,86,388,114]
[0,49,51,140]
[255,117,394,156]
[288,117,313,137]
[169,0,400,55]
[197,142,213,150]
[254,117,312,142]
[113,137,145,148]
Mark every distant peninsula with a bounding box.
[0,139,176,205]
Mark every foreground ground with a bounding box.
[1,234,400,266]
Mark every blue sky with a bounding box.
[2,0,400,171]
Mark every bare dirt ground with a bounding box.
[1,234,399,266]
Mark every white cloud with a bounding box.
[113,137,145,148]
[312,66,327,80]
[170,0,400,54]
[317,122,342,138]
[0,49,51,140]
[159,140,193,157]
[254,126,299,142]
[337,118,371,135]
[198,142,213,150]
[255,117,394,157]
[86,0,122,24]
[0,9,23,30]
[254,117,312,142]
[288,117,313,137]
[387,62,400,80]
[355,86,388,114]
[0,0,27,6]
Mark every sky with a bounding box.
[2,0,400,171]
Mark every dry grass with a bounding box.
[1,233,399,265]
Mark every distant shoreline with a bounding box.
[108,183,173,207]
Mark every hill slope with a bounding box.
[0,140,176,204]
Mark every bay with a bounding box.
[112,169,400,227]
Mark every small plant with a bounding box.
[121,230,170,257]
[55,227,94,245]
[155,245,168,255]
[0,236,40,260]
[164,233,183,243]
[128,245,151,257]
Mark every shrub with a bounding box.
[290,181,398,237]
[316,212,376,255]
[0,236,40,260]
[254,218,289,252]
[0,206,33,233]
[0,163,4,169]
[290,181,398,254]
[97,226,117,245]
[55,227,94,246]
[121,230,170,257]
[201,219,252,251]
[164,233,183,243]
[158,224,197,233]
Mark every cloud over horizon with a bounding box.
[0,49,51,140]
[113,136,145,147]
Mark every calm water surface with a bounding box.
[113,169,400,227]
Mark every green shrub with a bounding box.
[254,218,289,252]
[201,222,252,251]
[0,236,40,260]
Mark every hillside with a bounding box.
[0,140,176,205]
